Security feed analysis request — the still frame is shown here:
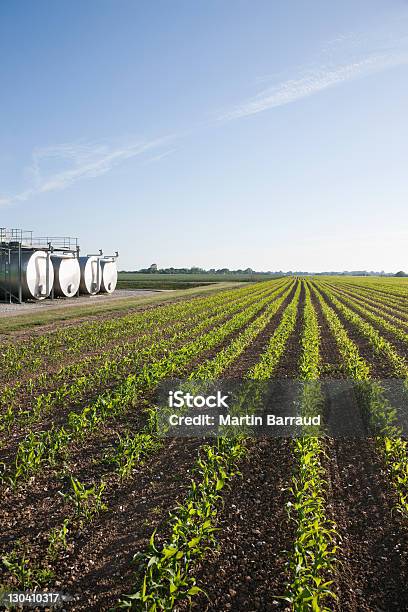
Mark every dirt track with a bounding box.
[0,290,159,317]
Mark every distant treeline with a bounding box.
[120,266,405,277]
[122,267,274,275]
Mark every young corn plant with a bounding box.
[1,545,54,590]
[106,432,162,479]
[59,476,107,525]
[47,519,70,560]
[2,550,34,590]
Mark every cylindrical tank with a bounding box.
[52,255,80,298]
[100,259,118,293]
[6,249,54,300]
[79,256,101,295]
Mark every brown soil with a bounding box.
[310,291,345,378]
[189,439,294,612]
[271,282,305,379]
[325,439,408,612]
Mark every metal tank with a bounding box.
[7,249,54,300]
[79,256,101,295]
[100,259,118,293]
[51,255,80,298]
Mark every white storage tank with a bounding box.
[79,256,101,295]
[100,259,118,293]
[52,255,80,298]
[7,249,54,300]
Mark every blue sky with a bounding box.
[1,0,407,272]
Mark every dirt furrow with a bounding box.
[270,281,305,379]
[189,439,294,612]
[222,281,298,378]
[314,287,399,378]
[182,288,305,609]
[325,438,408,612]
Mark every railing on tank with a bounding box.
[0,228,33,247]
[0,232,24,303]
[0,228,79,303]
[31,236,79,251]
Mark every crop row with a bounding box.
[118,438,247,610]
[283,283,338,610]
[247,282,302,378]
[330,278,408,304]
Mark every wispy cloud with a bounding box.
[0,136,174,207]
[144,148,178,165]
[219,32,408,121]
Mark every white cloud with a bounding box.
[0,136,174,207]
[219,33,408,121]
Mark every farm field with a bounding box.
[0,276,407,611]
[117,272,282,290]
